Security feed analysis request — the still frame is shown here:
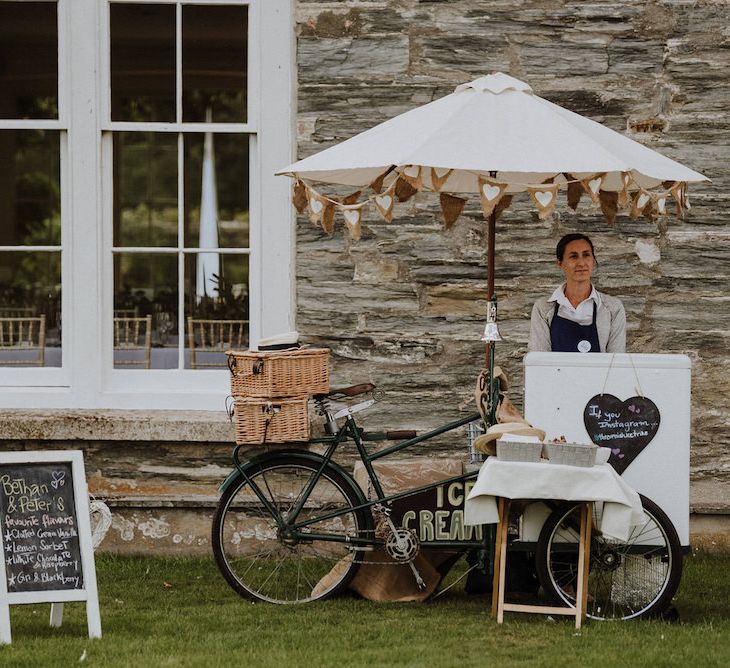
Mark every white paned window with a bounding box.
[0,0,295,409]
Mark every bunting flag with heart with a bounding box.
[477,176,508,218]
[307,191,328,226]
[652,191,668,216]
[581,173,606,204]
[630,189,652,219]
[372,183,396,222]
[528,183,560,219]
[430,167,453,192]
[439,192,466,229]
[618,171,633,208]
[293,179,308,214]
[342,205,363,240]
[400,165,423,191]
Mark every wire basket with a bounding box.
[233,397,310,445]
[496,439,543,463]
[467,420,487,463]
[544,442,598,467]
[227,348,329,398]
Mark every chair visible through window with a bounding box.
[0,315,46,366]
[187,318,248,368]
[114,316,152,369]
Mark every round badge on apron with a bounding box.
[577,339,592,353]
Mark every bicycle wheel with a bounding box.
[212,453,371,604]
[536,494,682,620]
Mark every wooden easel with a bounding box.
[491,498,592,629]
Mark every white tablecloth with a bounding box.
[465,458,645,541]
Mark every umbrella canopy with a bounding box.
[279,72,706,194]
[278,72,708,408]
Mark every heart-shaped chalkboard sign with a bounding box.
[583,394,661,474]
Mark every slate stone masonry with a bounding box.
[294,1,730,514]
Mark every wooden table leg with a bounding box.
[495,498,510,624]
[574,503,593,629]
[490,497,504,618]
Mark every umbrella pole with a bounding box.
[485,211,496,370]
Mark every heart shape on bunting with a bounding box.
[581,173,605,204]
[528,184,559,219]
[342,206,363,240]
[308,193,327,225]
[430,167,453,192]
[583,393,661,474]
[477,176,508,218]
[618,171,633,208]
[400,165,423,190]
[630,190,652,218]
[372,184,396,222]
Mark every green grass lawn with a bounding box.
[1,551,729,667]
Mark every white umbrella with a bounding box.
[277,72,707,347]
[279,72,706,193]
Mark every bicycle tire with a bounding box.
[212,452,371,604]
[536,494,683,620]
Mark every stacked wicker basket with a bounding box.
[226,347,330,445]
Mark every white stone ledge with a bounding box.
[0,409,235,443]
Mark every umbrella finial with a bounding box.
[456,72,532,95]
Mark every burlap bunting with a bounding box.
[395,177,418,203]
[342,207,363,240]
[307,192,328,226]
[670,181,688,216]
[430,167,453,192]
[370,171,388,194]
[618,172,633,208]
[528,184,560,219]
[599,191,619,225]
[372,184,396,222]
[293,180,308,214]
[564,173,584,210]
[494,194,513,220]
[400,165,423,191]
[321,201,337,234]
[581,173,605,204]
[630,189,652,219]
[477,176,508,218]
[439,193,466,229]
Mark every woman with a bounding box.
[529,233,626,353]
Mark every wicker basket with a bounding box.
[544,442,598,467]
[233,397,310,445]
[496,439,543,463]
[227,348,329,398]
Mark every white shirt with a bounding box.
[548,284,602,326]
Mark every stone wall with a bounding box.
[294,1,730,511]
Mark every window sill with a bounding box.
[0,408,234,443]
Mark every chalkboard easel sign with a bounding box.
[0,451,101,644]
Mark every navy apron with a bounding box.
[549,301,600,353]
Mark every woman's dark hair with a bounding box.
[556,233,595,262]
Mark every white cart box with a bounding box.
[522,352,691,547]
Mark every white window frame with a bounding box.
[0,0,295,410]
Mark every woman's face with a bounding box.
[557,239,595,285]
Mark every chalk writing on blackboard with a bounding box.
[583,394,660,475]
[0,463,83,593]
